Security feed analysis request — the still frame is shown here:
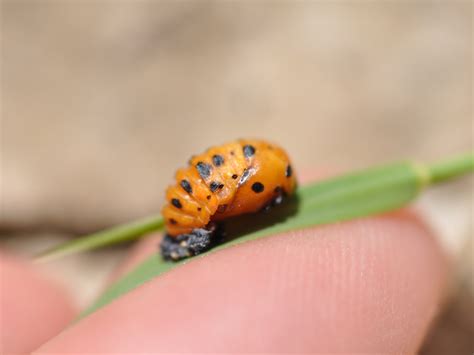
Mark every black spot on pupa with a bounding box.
[251,182,265,193]
[169,218,177,225]
[217,204,228,213]
[180,179,193,194]
[171,198,182,209]
[197,207,202,212]
[232,174,238,179]
[209,181,220,192]
[212,154,224,167]
[286,165,293,178]
[274,186,282,194]
[206,195,211,200]
[243,145,256,158]
[196,162,212,180]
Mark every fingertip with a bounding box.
[106,234,162,284]
[37,212,447,353]
[0,253,76,354]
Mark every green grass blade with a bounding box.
[37,153,473,265]
[428,152,474,184]
[35,215,164,262]
[81,155,473,317]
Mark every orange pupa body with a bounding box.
[160,139,296,260]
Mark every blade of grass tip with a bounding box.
[427,152,474,184]
[35,215,164,263]
[81,153,474,317]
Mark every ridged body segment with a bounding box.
[162,139,297,237]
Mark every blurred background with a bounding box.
[1,1,472,353]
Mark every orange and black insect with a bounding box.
[160,139,297,260]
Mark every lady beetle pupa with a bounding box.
[160,139,297,260]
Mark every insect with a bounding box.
[160,139,297,261]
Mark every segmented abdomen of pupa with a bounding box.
[162,139,296,237]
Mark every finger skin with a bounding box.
[0,254,76,354]
[106,234,162,285]
[36,213,447,353]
